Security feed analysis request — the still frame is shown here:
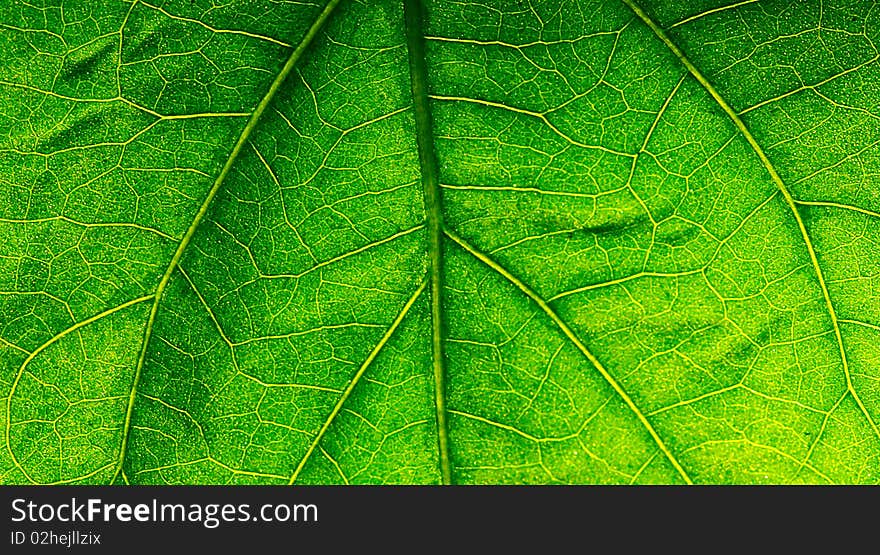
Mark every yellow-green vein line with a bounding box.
[621,0,880,443]
[5,294,154,484]
[404,0,452,486]
[289,279,427,484]
[794,200,880,220]
[111,0,344,484]
[668,0,760,28]
[444,228,693,484]
[0,336,29,355]
[139,0,293,48]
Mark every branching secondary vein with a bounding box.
[289,279,428,484]
[5,294,154,484]
[444,228,694,485]
[110,0,344,484]
[620,0,880,443]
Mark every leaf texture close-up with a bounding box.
[2,0,879,485]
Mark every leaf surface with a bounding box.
[2,0,879,484]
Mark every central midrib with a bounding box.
[404,0,453,486]
[111,0,345,483]
[400,0,690,484]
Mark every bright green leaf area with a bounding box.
[1,0,879,485]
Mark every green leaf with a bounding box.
[2,0,879,485]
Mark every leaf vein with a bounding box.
[444,227,693,484]
[622,0,880,444]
